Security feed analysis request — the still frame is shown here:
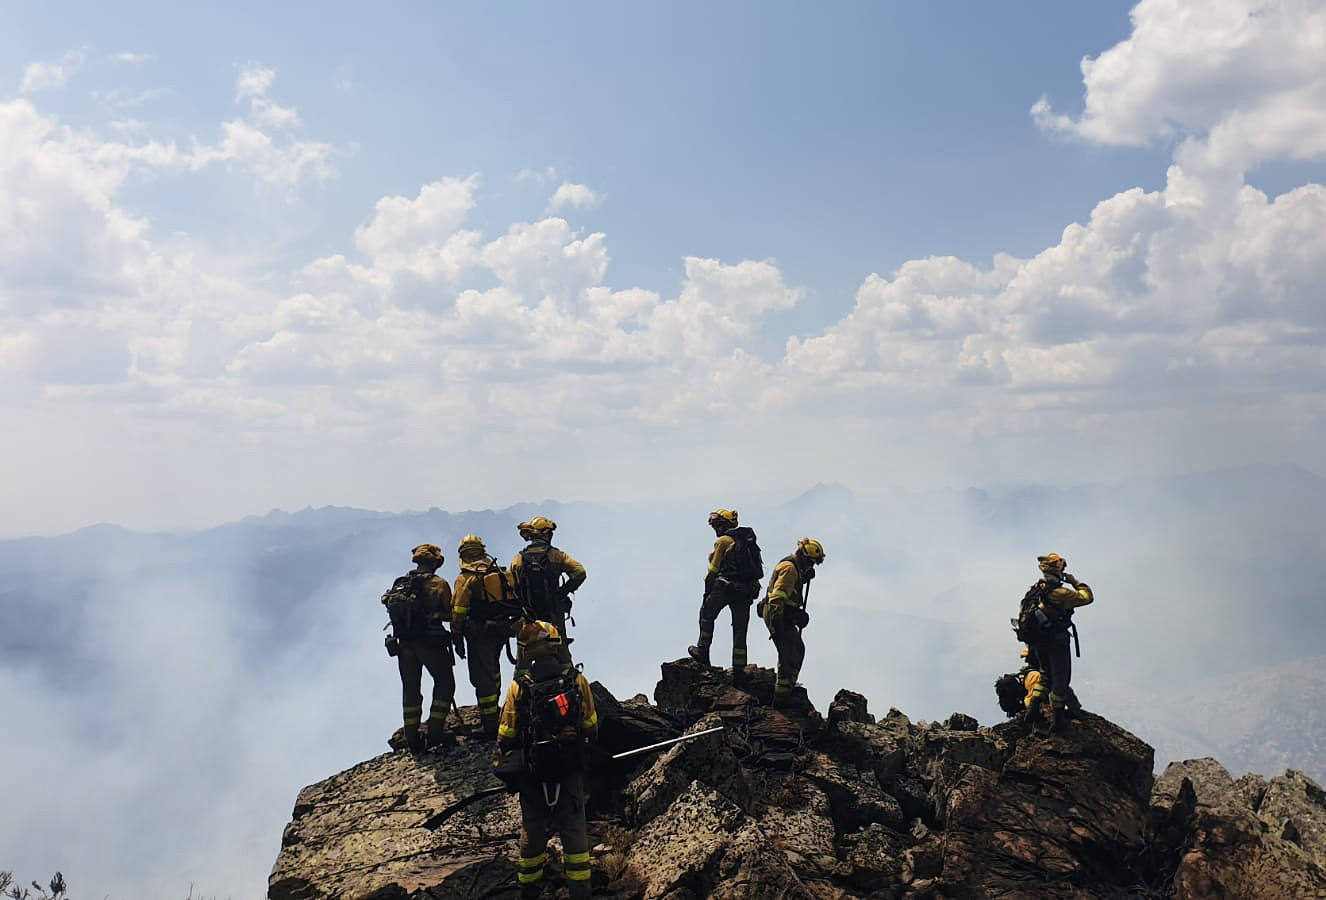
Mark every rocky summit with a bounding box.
[268,661,1326,898]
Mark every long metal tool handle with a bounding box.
[611,725,726,760]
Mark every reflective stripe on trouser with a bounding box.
[769,617,805,693]
[564,849,591,884]
[518,770,590,898]
[466,619,507,714]
[398,638,456,729]
[517,852,545,885]
[698,585,751,659]
[1035,637,1073,710]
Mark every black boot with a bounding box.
[1050,706,1070,733]
[687,644,711,666]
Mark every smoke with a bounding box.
[2,468,1324,896]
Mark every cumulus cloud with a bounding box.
[1032,0,1326,175]
[19,50,84,93]
[2,2,1326,527]
[548,181,602,211]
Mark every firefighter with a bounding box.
[510,516,586,666]
[495,621,599,899]
[381,543,456,752]
[760,537,826,705]
[688,509,763,682]
[452,534,520,739]
[1019,553,1094,733]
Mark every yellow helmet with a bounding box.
[797,537,825,562]
[515,620,564,658]
[528,515,556,532]
[1037,553,1067,574]
[458,533,486,555]
[708,509,739,528]
[411,543,444,566]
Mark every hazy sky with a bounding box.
[3,0,1326,536]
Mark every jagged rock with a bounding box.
[269,674,1326,899]
[827,689,874,727]
[1259,770,1326,869]
[1152,758,1326,898]
[624,715,749,825]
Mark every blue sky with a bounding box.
[2,1,1326,533]
[3,1,1164,301]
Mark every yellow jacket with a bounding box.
[385,572,452,629]
[765,558,805,607]
[452,561,513,629]
[510,544,587,594]
[707,534,735,576]
[496,671,599,749]
[1043,582,1093,612]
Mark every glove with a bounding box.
[1063,573,1080,587]
[453,632,466,659]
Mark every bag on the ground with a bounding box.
[995,672,1025,717]
[382,571,433,639]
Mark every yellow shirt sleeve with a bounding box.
[1047,585,1093,610]
[577,674,598,738]
[497,681,522,747]
[552,548,587,591]
[707,535,734,575]
[451,571,475,627]
[425,576,452,624]
[766,560,800,605]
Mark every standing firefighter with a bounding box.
[510,516,586,661]
[381,543,456,752]
[759,537,826,705]
[1014,552,1094,733]
[494,621,599,899]
[688,509,763,682]
[452,534,522,739]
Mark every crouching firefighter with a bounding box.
[511,516,586,667]
[994,645,1081,720]
[1013,552,1094,733]
[688,508,763,682]
[493,621,599,899]
[453,534,523,738]
[381,543,457,752]
[759,537,825,705]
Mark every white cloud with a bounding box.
[236,65,277,100]
[354,176,479,265]
[548,181,602,211]
[3,1,1326,529]
[1032,0,1326,176]
[235,64,304,130]
[19,50,84,93]
[114,51,156,64]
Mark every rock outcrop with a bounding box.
[269,661,1326,898]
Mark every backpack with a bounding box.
[720,527,764,597]
[467,557,522,624]
[1014,580,1070,643]
[995,672,1026,718]
[382,571,433,639]
[517,543,564,622]
[518,662,585,779]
